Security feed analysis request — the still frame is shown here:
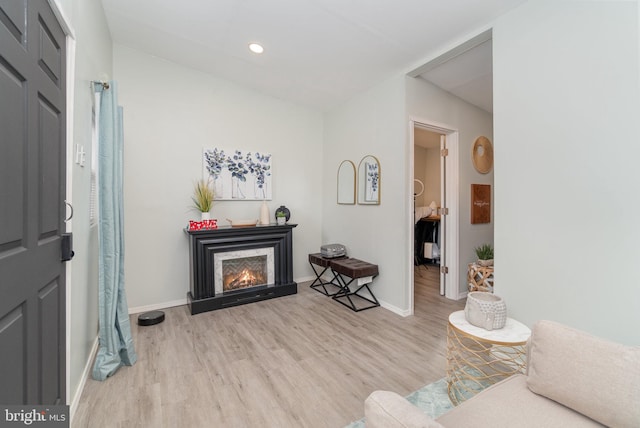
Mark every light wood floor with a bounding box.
[73,265,464,428]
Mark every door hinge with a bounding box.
[441,148,448,157]
[440,265,449,274]
[437,207,449,216]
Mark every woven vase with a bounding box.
[464,292,506,330]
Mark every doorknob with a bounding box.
[64,200,73,222]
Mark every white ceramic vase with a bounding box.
[260,201,270,225]
[201,211,211,221]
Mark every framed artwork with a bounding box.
[471,184,491,224]
[364,161,379,202]
[203,148,272,200]
[357,155,381,205]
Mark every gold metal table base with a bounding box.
[446,322,527,405]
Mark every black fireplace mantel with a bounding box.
[184,224,298,315]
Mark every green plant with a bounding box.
[475,243,494,260]
[275,211,286,218]
[191,179,214,212]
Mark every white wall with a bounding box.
[323,76,409,312]
[406,77,494,295]
[493,0,640,344]
[54,0,112,410]
[113,45,324,309]
[419,146,441,208]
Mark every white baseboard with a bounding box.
[295,275,315,284]
[379,300,412,317]
[70,336,99,424]
[128,298,188,315]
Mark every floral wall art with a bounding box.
[365,162,379,202]
[203,148,272,200]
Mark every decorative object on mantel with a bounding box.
[474,243,494,266]
[191,179,214,221]
[275,205,290,221]
[464,291,506,330]
[188,219,218,231]
[472,136,493,174]
[471,184,491,224]
[226,218,259,227]
[276,211,286,225]
[203,148,272,200]
[259,200,270,225]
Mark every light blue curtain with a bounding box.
[92,81,137,381]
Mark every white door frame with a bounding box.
[408,118,460,314]
[48,0,75,406]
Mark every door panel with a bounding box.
[0,305,26,403]
[0,50,26,252]
[0,0,26,44]
[39,280,61,404]
[38,94,62,239]
[0,0,66,405]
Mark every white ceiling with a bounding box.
[416,38,493,113]
[101,0,524,112]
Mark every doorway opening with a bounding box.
[409,120,460,315]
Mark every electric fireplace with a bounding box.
[185,224,297,314]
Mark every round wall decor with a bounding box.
[472,136,493,174]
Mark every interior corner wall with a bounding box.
[493,0,640,344]
[422,147,441,209]
[113,45,323,309]
[414,146,428,207]
[322,76,409,312]
[405,76,494,296]
[55,0,112,408]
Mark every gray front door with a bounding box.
[0,0,67,404]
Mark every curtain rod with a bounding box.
[92,80,110,90]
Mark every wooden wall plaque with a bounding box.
[471,184,491,224]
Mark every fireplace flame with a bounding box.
[226,268,260,290]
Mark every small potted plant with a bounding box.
[192,179,214,220]
[475,243,494,267]
[275,210,286,225]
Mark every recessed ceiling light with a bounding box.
[248,43,264,54]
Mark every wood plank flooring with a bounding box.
[72,266,464,428]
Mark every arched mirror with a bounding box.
[358,155,381,205]
[337,160,356,204]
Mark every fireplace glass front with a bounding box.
[214,248,275,294]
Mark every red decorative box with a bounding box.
[188,219,218,230]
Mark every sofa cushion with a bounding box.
[364,390,445,428]
[526,320,640,428]
[437,374,603,427]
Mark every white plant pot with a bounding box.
[465,292,506,330]
[201,212,211,221]
[276,217,286,225]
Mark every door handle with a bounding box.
[64,200,73,222]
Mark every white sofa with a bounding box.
[365,320,640,428]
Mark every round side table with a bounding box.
[446,310,531,405]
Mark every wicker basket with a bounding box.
[465,292,506,330]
